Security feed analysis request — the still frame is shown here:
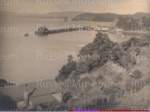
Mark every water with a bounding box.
[108,33,137,43]
[0,16,136,84]
[0,17,112,84]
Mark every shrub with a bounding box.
[0,93,17,110]
[130,70,143,79]
[55,56,77,82]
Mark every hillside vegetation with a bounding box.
[55,33,150,110]
[117,16,150,30]
[72,12,150,22]
[0,92,17,110]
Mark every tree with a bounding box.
[77,33,115,72]
[62,91,72,103]
[67,55,73,63]
[55,55,77,82]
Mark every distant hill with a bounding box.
[0,79,15,87]
[41,11,84,19]
[1,11,150,21]
[0,79,7,87]
[72,12,150,22]
[0,11,84,19]
[132,12,150,19]
[72,13,120,22]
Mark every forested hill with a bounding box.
[72,12,150,22]
[55,33,150,110]
[116,16,150,30]
[0,79,15,87]
[2,11,150,21]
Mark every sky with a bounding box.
[0,0,150,14]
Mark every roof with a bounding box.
[52,93,62,103]
[1,79,62,106]
[30,93,60,107]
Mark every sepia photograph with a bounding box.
[0,0,150,111]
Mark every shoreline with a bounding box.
[122,30,150,36]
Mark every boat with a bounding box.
[24,33,29,37]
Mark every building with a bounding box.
[16,81,62,110]
[17,92,62,110]
[112,27,123,34]
[35,26,49,35]
[95,26,110,34]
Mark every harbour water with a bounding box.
[0,16,136,84]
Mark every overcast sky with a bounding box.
[1,0,150,14]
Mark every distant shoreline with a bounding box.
[122,30,150,36]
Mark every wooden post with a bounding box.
[107,94,110,103]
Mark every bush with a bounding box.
[130,70,143,79]
[0,93,17,110]
[78,33,115,72]
[62,92,72,103]
[55,56,77,82]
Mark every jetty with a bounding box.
[35,26,94,36]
